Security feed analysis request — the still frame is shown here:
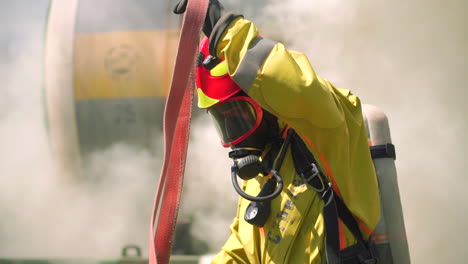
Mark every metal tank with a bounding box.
[363,104,411,263]
[40,0,205,262]
[45,0,179,179]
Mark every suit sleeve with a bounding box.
[210,218,250,264]
[213,17,345,129]
[211,180,263,264]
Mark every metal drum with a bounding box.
[45,0,179,179]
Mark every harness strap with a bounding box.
[370,143,396,160]
[289,128,376,264]
[149,1,208,263]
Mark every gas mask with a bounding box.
[197,37,287,226]
[208,96,290,203]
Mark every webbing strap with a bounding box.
[289,128,375,264]
[149,1,208,264]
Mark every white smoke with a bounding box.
[0,13,163,254]
[0,0,235,259]
[182,115,237,252]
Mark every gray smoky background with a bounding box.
[1,0,467,263]
[0,0,235,259]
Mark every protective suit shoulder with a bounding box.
[215,17,345,129]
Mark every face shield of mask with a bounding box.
[208,96,285,209]
[208,96,264,148]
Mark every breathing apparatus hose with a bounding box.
[149,1,208,264]
[231,128,294,202]
[231,167,284,201]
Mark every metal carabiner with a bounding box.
[302,163,327,192]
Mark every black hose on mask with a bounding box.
[231,165,284,202]
[230,129,293,202]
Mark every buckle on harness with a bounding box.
[321,182,334,206]
[203,55,222,70]
[301,163,326,192]
[358,254,377,264]
[340,240,378,264]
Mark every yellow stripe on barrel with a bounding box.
[74,30,178,100]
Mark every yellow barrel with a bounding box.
[45,0,179,178]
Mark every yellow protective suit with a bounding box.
[210,18,380,264]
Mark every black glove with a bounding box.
[173,0,230,37]
[173,0,242,55]
[172,0,189,14]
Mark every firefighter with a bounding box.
[174,1,381,263]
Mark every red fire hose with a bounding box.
[149,0,208,263]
